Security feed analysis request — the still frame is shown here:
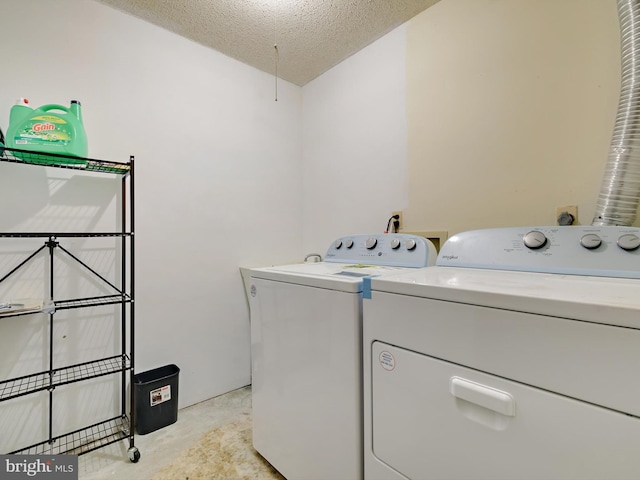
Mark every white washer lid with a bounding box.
[250,262,413,293]
[369,266,640,329]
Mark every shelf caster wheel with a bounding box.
[128,447,141,463]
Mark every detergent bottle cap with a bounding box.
[70,100,83,121]
[15,98,29,106]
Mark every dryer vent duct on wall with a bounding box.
[593,0,640,226]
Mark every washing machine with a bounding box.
[363,226,640,480]
[249,233,437,480]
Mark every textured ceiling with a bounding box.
[97,0,440,86]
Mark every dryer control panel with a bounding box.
[325,234,437,268]
[436,226,640,278]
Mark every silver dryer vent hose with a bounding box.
[593,0,640,226]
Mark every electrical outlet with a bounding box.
[555,205,578,225]
[392,211,403,231]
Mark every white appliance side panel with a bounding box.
[250,278,362,480]
[364,292,640,417]
[371,342,640,480]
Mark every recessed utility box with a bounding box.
[405,231,449,252]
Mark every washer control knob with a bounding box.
[365,237,378,250]
[523,230,547,249]
[390,238,401,250]
[406,239,417,251]
[617,233,640,251]
[580,233,602,250]
[334,240,343,249]
[345,239,354,249]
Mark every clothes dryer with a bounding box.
[250,234,437,480]
[363,226,640,480]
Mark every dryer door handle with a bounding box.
[450,377,516,416]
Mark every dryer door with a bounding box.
[371,341,640,480]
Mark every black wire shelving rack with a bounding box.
[0,147,139,462]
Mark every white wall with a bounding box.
[405,0,623,235]
[0,0,302,452]
[301,25,410,254]
[302,0,627,251]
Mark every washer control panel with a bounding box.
[325,234,437,268]
[436,226,640,278]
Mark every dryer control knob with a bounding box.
[366,237,378,249]
[345,239,354,249]
[390,238,401,249]
[523,230,547,249]
[406,239,417,251]
[334,240,343,249]
[580,233,602,250]
[617,233,640,251]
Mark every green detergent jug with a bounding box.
[6,98,88,165]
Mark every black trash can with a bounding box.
[134,364,180,435]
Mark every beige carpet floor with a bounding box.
[150,412,284,480]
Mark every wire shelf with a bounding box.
[0,295,131,319]
[0,232,132,238]
[0,149,136,459]
[0,147,130,175]
[56,294,132,311]
[10,415,130,456]
[0,355,130,402]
